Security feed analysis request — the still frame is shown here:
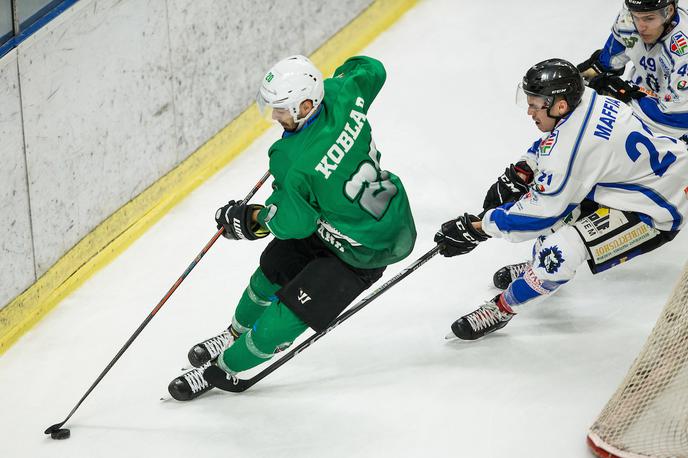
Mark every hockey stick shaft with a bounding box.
[45,170,270,434]
[213,245,441,392]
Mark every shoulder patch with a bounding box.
[622,36,638,48]
[678,80,688,90]
[670,32,688,57]
[539,130,559,157]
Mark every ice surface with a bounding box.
[2,1,687,457]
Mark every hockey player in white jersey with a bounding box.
[435,58,688,340]
[577,0,688,138]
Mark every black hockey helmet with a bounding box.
[625,0,675,12]
[522,58,585,110]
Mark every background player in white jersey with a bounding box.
[577,0,688,138]
[435,59,688,340]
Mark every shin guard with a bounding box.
[232,268,281,334]
[221,301,308,373]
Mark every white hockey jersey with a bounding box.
[482,88,688,243]
[599,6,688,138]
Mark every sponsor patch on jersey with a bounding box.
[538,246,565,274]
[539,131,559,156]
[575,207,613,240]
[646,74,660,93]
[670,32,688,56]
[684,185,688,198]
[678,80,688,91]
[523,191,539,205]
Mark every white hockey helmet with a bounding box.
[256,55,324,130]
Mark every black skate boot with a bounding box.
[187,326,239,368]
[168,365,213,401]
[493,261,530,289]
[447,295,515,340]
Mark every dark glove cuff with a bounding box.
[246,204,269,238]
[512,161,534,184]
[577,50,604,74]
[464,213,490,240]
[577,49,621,77]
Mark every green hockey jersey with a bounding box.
[257,56,416,269]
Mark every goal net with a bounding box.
[587,262,688,458]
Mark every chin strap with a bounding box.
[545,98,580,129]
[293,104,323,132]
[545,104,566,127]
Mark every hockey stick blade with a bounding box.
[204,245,441,393]
[203,365,250,392]
[44,423,64,434]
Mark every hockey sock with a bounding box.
[231,268,281,334]
[221,300,308,373]
[501,269,565,309]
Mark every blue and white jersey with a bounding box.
[482,88,688,242]
[598,6,688,137]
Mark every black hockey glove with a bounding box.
[215,200,269,240]
[576,50,621,80]
[434,213,490,258]
[588,73,646,103]
[482,161,533,212]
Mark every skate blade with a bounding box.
[444,331,458,340]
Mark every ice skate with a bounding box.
[168,365,213,401]
[446,295,514,340]
[187,326,239,368]
[493,261,530,289]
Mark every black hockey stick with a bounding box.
[204,244,441,393]
[44,170,271,439]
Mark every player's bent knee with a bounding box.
[530,225,588,282]
[250,301,308,354]
[249,267,281,301]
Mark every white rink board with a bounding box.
[0,50,34,308]
[18,0,177,276]
[4,0,373,290]
[2,1,688,457]
[167,0,373,160]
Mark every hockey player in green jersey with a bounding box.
[168,55,416,401]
